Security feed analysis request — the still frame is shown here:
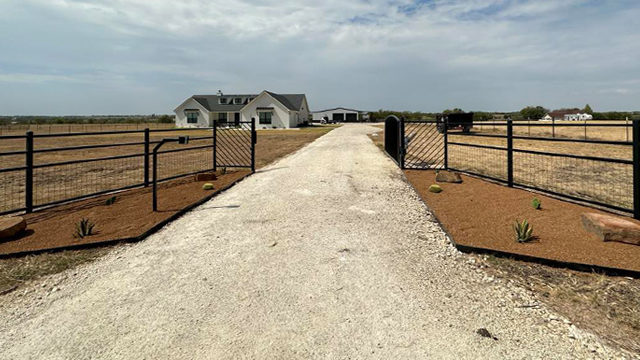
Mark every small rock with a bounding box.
[428,184,443,193]
[268,241,277,247]
[476,328,498,340]
[435,170,463,183]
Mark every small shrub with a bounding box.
[428,184,443,193]
[202,183,214,190]
[105,196,117,206]
[531,197,541,210]
[221,167,227,175]
[74,218,96,239]
[513,219,534,243]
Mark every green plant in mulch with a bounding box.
[531,197,541,210]
[221,167,227,175]
[105,196,117,206]
[513,219,534,243]
[202,183,214,190]
[74,218,96,239]
[428,184,443,193]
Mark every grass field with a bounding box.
[0,123,175,135]
[475,120,633,142]
[0,125,338,213]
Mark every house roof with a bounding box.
[187,92,306,112]
[548,108,581,118]
[311,107,366,113]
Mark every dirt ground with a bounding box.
[404,170,640,272]
[0,170,249,255]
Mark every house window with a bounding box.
[219,98,228,104]
[186,112,198,124]
[234,97,242,104]
[218,112,227,122]
[259,112,272,125]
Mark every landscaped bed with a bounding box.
[405,170,640,273]
[0,170,250,256]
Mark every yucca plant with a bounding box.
[74,218,96,239]
[513,219,534,243]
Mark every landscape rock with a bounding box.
[195,172,217,182]
[0,216,27,241]
[581,212,640,245]
[435,170,462,183]
[428,184,443,193]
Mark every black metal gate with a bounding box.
[402,120,445,169]
[384,116,445,169]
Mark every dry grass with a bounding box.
[0,125,337,296]
[480,255,640,353]
[0,123,175,136]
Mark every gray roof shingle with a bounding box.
[190,92,305,112]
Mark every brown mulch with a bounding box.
[405,170,640,273]
[0,170,249,256]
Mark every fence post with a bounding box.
[25,131,34,213]
[250,118,256,173]
[443,118,448,169]
[144,128,150,186]
[213,120,217,172]
[507,119,513,187]
[552,118,555,138]
[633,120,640,219]
[400,117,405,169]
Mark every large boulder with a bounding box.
[0,216,27,241]
[435,170,462,183]
[581,213,640,246]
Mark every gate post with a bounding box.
[213,120,217,172]
[507,119,514,187]
[633,120,640,219]
[143,128,150,186]
[443,118,448,170]
[25,131,34,213]
[250,117,256,173]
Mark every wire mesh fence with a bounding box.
[388,118,637,216]
[0,120,255,215]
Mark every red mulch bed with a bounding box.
[0,170,250,256]
[405,170,640,273]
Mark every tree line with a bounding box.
[0,114,175,125]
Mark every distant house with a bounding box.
[548,109,581,121]
[311,107,370,123]
[541,114,553,121]
[174,90,310,129]
[565,113,593,121]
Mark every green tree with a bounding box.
[583,104,593,114]
[520,106,548,120]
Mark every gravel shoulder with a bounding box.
[0,124,634,359]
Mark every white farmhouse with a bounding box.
[174,90,310,129]
[311,107,369,123]
[564,113,593,121]
[541,114,553,121]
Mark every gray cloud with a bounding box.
[0,0,639,115]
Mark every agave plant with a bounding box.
[513,219,534,243]
[531,197,541,210]
[74,218,96,239]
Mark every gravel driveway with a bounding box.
[0,124,631,359]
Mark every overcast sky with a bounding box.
[0,0,639,115]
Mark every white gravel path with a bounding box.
[0,124,633,359]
